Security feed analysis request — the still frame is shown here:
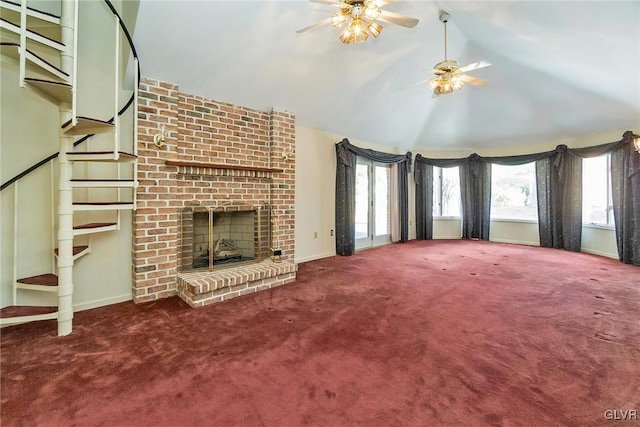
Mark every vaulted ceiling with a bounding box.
[133,1,640,152]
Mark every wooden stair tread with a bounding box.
[24,46,68,75]
[71,179,134,182]
[67,151,136,157]
[70,179,136,189]
[66,151,137,163]
[0,2,61,42]
[0,42,68,81]
[73,201,132,205]
[16,273,58,286]
[24,77,72,104]
[1,0,61,20]
[0,16,64,48]
[54,245,89,256]
[0,305,57,319]
[61,116,112,128]
[0,41,20,57]
[73,222,117,230]
[24,77,70,88]
[61,117,114,135]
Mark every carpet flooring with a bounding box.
[1,240,639,426]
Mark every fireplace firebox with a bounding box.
[180,203,271,271]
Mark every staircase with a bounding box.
[0,0,139,335]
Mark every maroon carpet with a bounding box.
[1,240,639,426]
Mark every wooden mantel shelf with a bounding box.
[165,160,283,174]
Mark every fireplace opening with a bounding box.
[180,203,271,272]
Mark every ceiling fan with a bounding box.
[419,11,491,97]
[297,0,419,45]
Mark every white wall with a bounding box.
[294,127,336,263]
[433,218,462,239]
[490,220,539,246]
[582,225,618,259]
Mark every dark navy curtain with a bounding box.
[335,138,412,256]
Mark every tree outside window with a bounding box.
[433,167,461,217]
[490,163,537,221]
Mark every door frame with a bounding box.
[355,157,391,250]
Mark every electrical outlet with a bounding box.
[314,231,318,238]
[330,229,334,236]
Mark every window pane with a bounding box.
[433,167,461,217]
[490,163,537,220]
[355,163,369,239]
[433,168,441,216]
[374,165,390,236]
[433,167,442,216]
[582,155,612,225]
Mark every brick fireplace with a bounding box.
[133,77,296,307]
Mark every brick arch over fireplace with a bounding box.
[132,78,296,304]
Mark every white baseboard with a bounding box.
[74,293,132,312]
[489,238,540,247]
[295,252,335,264]
[581,248,618,259]
[432,236,462,240]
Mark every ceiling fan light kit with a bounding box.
[298,0,418,45]
[424,10,492,97]
[332,2,383,44]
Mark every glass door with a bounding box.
[355,158,391,250]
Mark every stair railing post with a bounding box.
[113,15,120,157]
[114,15,121,209]
[19,0,27,86]
[57,0,77,336]
[133,56,139,209]
[13,183,19,306]
[50,159,56,272]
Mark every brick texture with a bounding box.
[132,77,296,304]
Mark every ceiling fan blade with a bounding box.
[309,0,350,8]
[458,60,492,73]
[296,17,335,34]
[370,0,397,6]
[414,77,432,86]
[376,10,419,28]
[459,74,487,86]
